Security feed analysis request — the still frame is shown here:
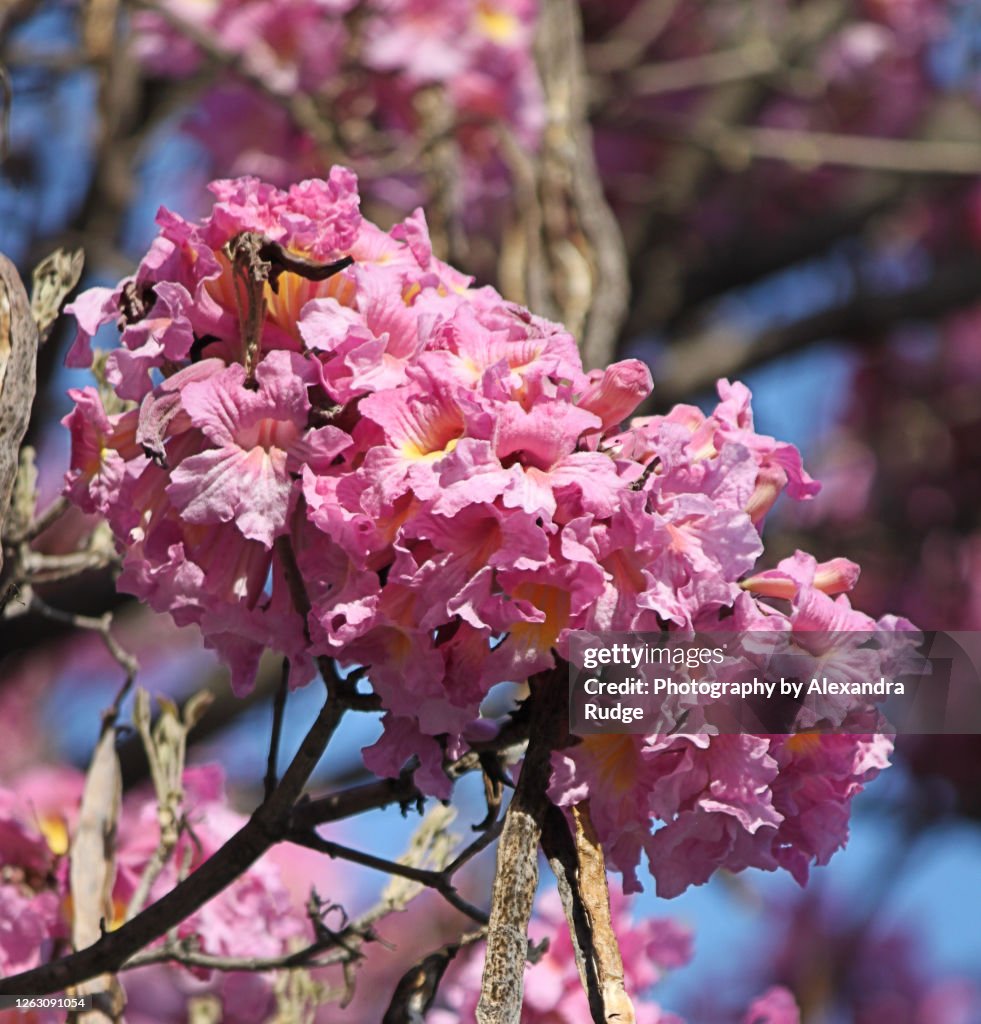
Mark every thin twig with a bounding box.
[586,0,682,73]
[29,594,139,686]
[622,40,780,97]
[7,494,69,543]
[274,532,311,626]
[442,817,505,878]
[121,933,353,974]
[17,548,119,583]
[127,836,485,993]
[289,830,489,925]
[291,713,531,832]
[264,658,290,801]
[290,767,424,831]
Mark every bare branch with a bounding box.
[7,494,70,544]
[535,0,629,369]
[443,817,504,878]
[622,40,781,97]
[497,0,629,366]
[291,768,425,831]
[667,177,909,325]
[620,0,845,335]
[126,819,486,1012]
[15,546,119,584]
[291,710,531,833]
[122,932,354,974]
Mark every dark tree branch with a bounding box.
[646,254,981,410]
[0,684,352,995]
[263,658,290,801]
[291,766,425,831]
[665,178,910,328]
[289,831,489,925]
[0,670,533,994]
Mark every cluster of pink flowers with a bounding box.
[0,766,311,1023]
[0,771,75,980]
[64,169,905,897]
[133,0,542,215]
[552,547,904,897]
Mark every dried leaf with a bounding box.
[382,946,458,1024]
[542,804,601,1014]
[30,248,84,344]
[0,252,38,575]
[183,689,214,730]
[68,726,125,1021]
[7,445,37,541]
[126,688,217,919]
[571,802,636,1023]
